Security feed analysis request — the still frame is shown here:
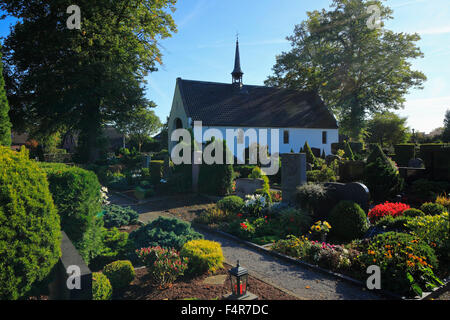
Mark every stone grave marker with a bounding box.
[281,153,307,204]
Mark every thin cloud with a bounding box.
[177,0,209,28]
[416,26,450,35]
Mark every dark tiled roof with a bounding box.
[178,78,338,129]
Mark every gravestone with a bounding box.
[143,155,151,168]
[281,153,307,204]
[325,154,341,166]
[235,178,265,199]
[163,155,171,178]
[49,231,92,300]
[323,182,370,213]
[408,158,424,168]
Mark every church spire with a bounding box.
[231,35,243,85]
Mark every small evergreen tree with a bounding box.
[343,142,355,160]
[0,49,12,146]
[303,141,318,167]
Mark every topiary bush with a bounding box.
[103,260,135,291]
[306,167,337,183]
[403,208,425,218]
[374,215,413,233]
[129,216,203,251]
[0,147,62,300]
[364,145,404,201]
[328,201,369,242]
[419,202,446,216]
[278,208,313,237]
[180,240,224,275]
[102,204,139,228]
[217,196,245,214]
[39,163,103,263]
[92,272,112,300]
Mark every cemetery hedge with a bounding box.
[0,147,61,300]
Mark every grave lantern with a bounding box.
[228,260,249,298]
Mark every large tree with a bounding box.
[265,0,426,140]
[0,48,12,146]
[365,112,410,147]
[442,109,450,142]
[1,0,177,162]
[117,106,162,152]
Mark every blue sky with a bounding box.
[1,0,449,133]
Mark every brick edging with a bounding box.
[192,222,449,300]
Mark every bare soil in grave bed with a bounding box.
[117,263,299,300]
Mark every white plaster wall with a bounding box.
[194,125,339,161]
[168,82,189,153]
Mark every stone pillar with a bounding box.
[281,153,307,205]
[192,151,202,193]
[143,155,151,168]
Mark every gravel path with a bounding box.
[196,228,383,300]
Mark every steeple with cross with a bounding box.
[231,34,244,86]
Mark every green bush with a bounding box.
[39,163,102,242]
[403,208,425,218]
[150,160,164,184]
[411,179,450,200]
[343,142,355,161]
[306,167,336,183]
[193,206,235,225]
[248,167,270,193]
[358,232,440,297]
[420,202,446,216]
[328,201,369,242]
[103,260,135,291]
[92,272,112,300]
[89,227,133,271]
[0,147,61,299]
[134,186,155,200]
[374,216,412,233]
[102,204,139,228]
[364,145,404,201]
[167,164,192,193]
[181,240,224,275]
[303,141,319,167]
[279,208,313,236]
[129,216,203,251]
[198,140,234,196]
[394,144,415,167]
[217,196,244,214]
[234,165,256,179]
[296,183,328,216]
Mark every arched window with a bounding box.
[174,118,183,129]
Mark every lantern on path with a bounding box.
[224,261,257,300]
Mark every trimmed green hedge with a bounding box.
[92,272,112,300]
[150,160,164,184]
[329,201,369,242]
[394,144,415,167]
[39,163,103,264]
[0,147,61,299]
[103,260,135,291]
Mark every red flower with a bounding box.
[368,202,410,223]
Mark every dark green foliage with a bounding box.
[402,208,425,218]
[134,186,155,200]
[411,179,450,200]
[89,227,133,271]
[278,208,312,237]
[102,204,139,228]
[152,149,169,160]
[344,142,355,160]
[40,163,103,263]
[364,146,404,201]
[296,183,328,216]
[0,147,61,299]
[0,50,11,146]
[167,164,192,194]
[306,167,337,183]
[129,216,203,251]
[92,272,112,300]
[349,142,364,155]
[103,260,135,291]
[420,202,446,216]
[394,144,415,167]
[329,201,369,242]
[234,165,257,179]
[303,141,318,167]
[366,144,389,164]
[150,160,164,184]
[199,140,234,196]
[217,196,244,214]
[375,215,412,232]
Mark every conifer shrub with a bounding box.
[0,147,61,299]
[103,260,135,291]
[181,240,224,275]
[92,272,112,300]
[419,202,446,216]
[329,201,369,242]
[217,196,245,214]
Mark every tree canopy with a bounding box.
[442,109,450,143]
[365,112,410,147]
[0,48,11,146]
[265,0,426,140]
[1,0,177,161]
